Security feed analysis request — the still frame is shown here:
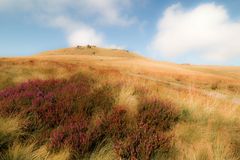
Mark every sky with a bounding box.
[0,0,240,65]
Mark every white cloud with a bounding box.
[39,14,106,47]
[49,16,123,48]
[150,3,240,62]
[0,0,135,26]
[76,0,135,26]
[0,0,135,48]
[68,28,103,47]
[104,44,125,50]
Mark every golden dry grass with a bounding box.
[116,85,139,116]
[3,143,70,160]
[0,46,240,159]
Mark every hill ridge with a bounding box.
[38,46,142,58]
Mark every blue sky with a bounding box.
[0,0,240,65]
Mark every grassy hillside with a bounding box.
[0,46,239,160]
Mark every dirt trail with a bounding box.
[127,73,184,88]
[127,72,240,105]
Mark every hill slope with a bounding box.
[0,46,239,159]
[38,46,140,58]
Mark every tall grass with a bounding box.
[87,142,117,160]
[0,73,180,159]
[1,143,70,160]
[116,86,139,116]
[0,117,23,151]
[165,85,240,160]
[1,66,238,159]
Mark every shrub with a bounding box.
[50,115,89,152]
[114,126,172,160]
[0,74,93,129]
[104,99,179,160]
[31,80,91,128]
[0,73,179,159]
[49,97,179,159]
[104,107,129,140]
[0,79,66,116]
[50,114,106,157]
[139,98,179,131]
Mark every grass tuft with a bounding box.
[0,117,23,151]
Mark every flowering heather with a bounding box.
[105,100,179,160]
[50,114,107,157]
[0,74,179,159]
[50,115,89,152]
[0,74,93,128]
[0,79,65,116]
[139,98,179,131]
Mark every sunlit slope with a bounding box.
[1,46,240,92]
[37,46,240,82]
[38,47,240,91]
[38,46,141,58]
[0,46,240,159]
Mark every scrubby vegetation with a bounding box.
[0,73,180,159]
[0,47,240,159]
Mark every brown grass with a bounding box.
[0,46,240,159]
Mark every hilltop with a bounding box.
[0,46,239,159]
[38,46,140,58]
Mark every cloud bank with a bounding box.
[0,0,134,47]
[150,3,240,62]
